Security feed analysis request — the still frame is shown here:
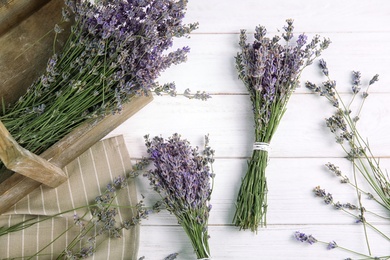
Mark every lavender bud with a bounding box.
[327,241,338,250]
[369,74,379,85]
[54,24,64,34]
[319,59,329,76]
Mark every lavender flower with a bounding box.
[313,186,334,204]
[327,241,338,250]
[352,71,362,94]
[319,59,329,76]
[294,231,318,244]
[293,232,384,259]
[144,133,215,259]
[369,74,379,85]
[234,20,330,231]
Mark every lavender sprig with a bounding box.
[294,231,390,259]
[144,133,215,259]
[233,19,330,232]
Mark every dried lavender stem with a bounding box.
[234,149,268,230]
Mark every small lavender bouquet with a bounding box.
[233,19,331,231]
[144,133,215,259]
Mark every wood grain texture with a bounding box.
[0,0,71,106]
[102,0,390,259]
[0,0,51,36]
[157,33,390,94]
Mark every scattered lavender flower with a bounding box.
[144,133,215,259]
[313,186,364,214]
[327,241,338,250]
[313,186,334,204]
[319,59,329,76]
[294,231,318,244]
[369,74,379,85]
[325,162,342,176]
[325,162,350,183]
[293,231,385,259]
[234,19,330,231]
[352,71,361,94]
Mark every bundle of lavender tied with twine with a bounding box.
[0,0,205,162]
[233,19,331,232]
[144,133,215,259]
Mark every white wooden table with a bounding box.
[106,0,390,259]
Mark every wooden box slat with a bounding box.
[0,120,67,188]
[0,95,153,214]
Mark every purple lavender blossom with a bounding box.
[294,231,318,244]
[70,0,198,98]
[145,134,214,214]
[319,59,329,76]
[144,133,214,259]
[352,71,361,93]
[327,241,338,250]
[369,74,379,85]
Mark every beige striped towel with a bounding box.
[0,135,139,259]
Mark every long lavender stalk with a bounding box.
[233,20,330,231]
[144,134,215,259]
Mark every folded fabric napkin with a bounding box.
[0,135,139,259]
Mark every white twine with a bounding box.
[253,142,270,152]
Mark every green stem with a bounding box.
[233,149,268,231]
[178,212,211,259]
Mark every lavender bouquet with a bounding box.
[233,20,330,231]
[144,134,215,259]
[0,0,200,160]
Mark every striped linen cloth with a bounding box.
[0,135,139,259]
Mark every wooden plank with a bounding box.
[106,93,390,159]
[157,33,390,94]
[0,94,153,214]
[0,120,67,187]
[139,225,390,259]
[0,0,71,106]
[183,0,390,34]
[0,0,51,36]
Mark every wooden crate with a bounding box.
[0,0,153,213]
